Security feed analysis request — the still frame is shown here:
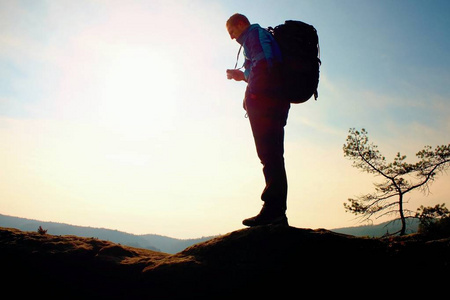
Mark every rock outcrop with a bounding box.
[1,225,448,298]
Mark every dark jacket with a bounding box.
[236,24,283,100]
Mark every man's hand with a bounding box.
[226,69,245,81]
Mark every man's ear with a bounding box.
[237,21,246,29]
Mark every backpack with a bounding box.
[268,20,321,103]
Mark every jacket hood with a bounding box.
[236,24,260,45]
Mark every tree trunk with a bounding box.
[399,192,406,235]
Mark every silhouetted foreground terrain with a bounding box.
[0,213,421,253]
[1,225,448,298]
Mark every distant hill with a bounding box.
[1,225,447,298]
[331,218,420,237]
[0,214,214,254]
[0,213,419,254]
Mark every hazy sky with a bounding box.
[1,0,450,238]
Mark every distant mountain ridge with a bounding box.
[0,213,419,253]
[0,213,214,254]
[331,218,419,236]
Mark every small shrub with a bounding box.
[37,226,48,235]
[416,204,450,237]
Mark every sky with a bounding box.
[1,0,450,238]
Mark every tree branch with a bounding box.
[404,158,450,194]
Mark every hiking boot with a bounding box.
[242,205,288,227]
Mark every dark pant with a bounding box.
[246,94,290,213]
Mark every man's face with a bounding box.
[226,22,247,40]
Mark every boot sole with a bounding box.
[243,215,289,227]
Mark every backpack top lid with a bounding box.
[270,20,319,61]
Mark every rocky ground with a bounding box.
[1,225,448,298]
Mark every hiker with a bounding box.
[226,13,290,227]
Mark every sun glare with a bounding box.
[98,47,178,139]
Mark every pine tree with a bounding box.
[343,128,450,235]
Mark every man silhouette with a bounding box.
[226,13,290,226]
